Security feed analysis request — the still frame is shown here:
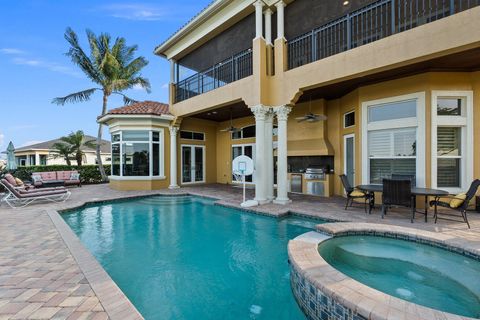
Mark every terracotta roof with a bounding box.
[106,101,171,116]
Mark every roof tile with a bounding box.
[107,101,171,116]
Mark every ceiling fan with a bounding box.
[220,108,240,133]
[295,97,327,123]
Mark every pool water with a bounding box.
[318,235,480,318]
[62,196,318,320]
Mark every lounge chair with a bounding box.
[382,179,416,222]
[3,174,65,193]
[339,174,371,213]
[0,178,71,208]
[430,179,480,229]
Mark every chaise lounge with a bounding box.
[0,178,71,208]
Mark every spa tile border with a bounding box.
[47,209,144,320]
[316,222,480,260]
[288,222,479,320]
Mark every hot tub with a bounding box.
[288,223,480,320]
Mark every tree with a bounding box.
[50,142,74,166]
[52,27,151,181]
[59,130,96,166]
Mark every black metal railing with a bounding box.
[175,49,253,103]
[287,0,480,69]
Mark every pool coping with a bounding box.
[288,222,479,320]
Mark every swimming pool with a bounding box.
[318,235,480,318]
[62,196,319,320]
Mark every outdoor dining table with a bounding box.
[356,184,449,222]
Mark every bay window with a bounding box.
[110,130,164,178]
[432,92,473,192]
[362,93,425,186]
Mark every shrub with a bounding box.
[8,165,110,185]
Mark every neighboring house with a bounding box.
[100,0,480,205]
[14,135,111,166]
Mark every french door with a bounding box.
[344,134,355,187]
[181,145,205,184]
[232,144,255,183]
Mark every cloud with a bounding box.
[161,83,169,89]
[100,3,168,21]
[132,83,146,91]
[0,133,4,149]
[19,140,44,148]
[98,3,197,21]
[12,57,82,78]
[0,48,26,55]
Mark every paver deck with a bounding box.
[0,183,479,319]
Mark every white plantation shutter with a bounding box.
[437,127,461,188]
[368,128,417,183]
[437,127,460,156]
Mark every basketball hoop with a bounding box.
[232,155,257,207]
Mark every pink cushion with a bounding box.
[56,171,74,180]
[4,174,17,186]
[39,172,57,181]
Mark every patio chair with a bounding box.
[430,179,480,229]
[0,178,71,209]
[391,174,416,187]
[339,174,371,213]
[382,179,416,222]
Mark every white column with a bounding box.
[276,1,286,40]
[35,152,40,166]
[265,111,274,201]
[169,126,180,189]
[169,59,176,84]
[254,0,264,39]
[265,8,272,45]
[274,105,292,204]
[251,105,269,204]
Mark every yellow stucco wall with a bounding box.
[178,117,218,185]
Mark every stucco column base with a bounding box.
[273,198,292,205]
[168,185,180,189]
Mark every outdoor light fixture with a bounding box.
[343,0,349,5]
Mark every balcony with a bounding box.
[175,49,253,104]
[287,0,480,70]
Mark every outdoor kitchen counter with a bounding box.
[288,172,334,197]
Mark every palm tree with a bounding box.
[59,130,96,166]
[50,143,74,166]
[52,27,151,181]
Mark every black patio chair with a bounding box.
[382,179,416,222]
[430,179,480,229]
[391,174,416,187]
[339,174,371,213]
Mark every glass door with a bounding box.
[232,144,255,183]
[194,146,204,182]
[182,145,205,183]
[344,134,355,187]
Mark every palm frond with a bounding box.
[52,88,99,105]
[64,27,103,84]
[113,92,138,105]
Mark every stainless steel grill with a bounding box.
[304,168,325,180]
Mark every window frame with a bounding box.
[180,130,205,141]
[431,91,473,193]
[110,129,165,180]
[343,110,355,128]
[361,92,426,187]
[231,125,256,140]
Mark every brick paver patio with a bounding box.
[0,184,479,319]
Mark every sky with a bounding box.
[0,0,212,155]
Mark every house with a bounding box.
[99,0,480,205]
[14,135,111,166]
